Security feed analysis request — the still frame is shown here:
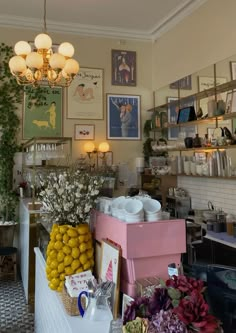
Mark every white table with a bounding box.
[34,247,111,333]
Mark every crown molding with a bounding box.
[0,0,207,42]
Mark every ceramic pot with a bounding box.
[184,137,193,148]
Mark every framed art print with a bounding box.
[67,67,103,119]
[74,124,95,140]
[107,94,141,140]
[23,86,63,139]
[230,61,236,80]
[170,75,192,90]
[111,50,136,86]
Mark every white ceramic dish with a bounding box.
[143,199,161,214]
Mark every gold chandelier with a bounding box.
[8,0,79,87]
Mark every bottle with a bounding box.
[203,134,210,147]
[226,214,234,236]
[193,134,202,148]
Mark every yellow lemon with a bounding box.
[59,281,64,289]
[68,238,78,248]
[62,245,71,255]
[50,233,57,242]
[57,251,65,263]
[63,233,70,244]
[55,233,62,241]
[64,255,73,267]
[50,259,59,270]
[50,269,59,278]
[79,242,87,253]
[86,249,94,259]
[46,266,51,275]
[76,267,84,274]
[60,273,66,281]
[67,228,78,238]
[83,262,91,271]
[79,253,88,265]
[51,277,60,288]
[87,233,92,241]
[58,262,65,273]
[86,240,93,250]
[65,266,74,276]
[59,225,68,235]
[49,282,57,290]
[46,257,52,266]
[78,235,86,243]
[71,259,81,271]
[77,224,89,235]
[84,234,89,242]
[57,286,63,292]
[52,224,59,232]
[47,241,55,251]
[49,249,57,259]
[71,247,80,259]
[54,240,63,251]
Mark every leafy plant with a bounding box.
[0,43,23,221]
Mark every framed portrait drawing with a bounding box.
[111,50,136,86]
[67,67,103,120]
[107,94,141,140]
[23,86,63,139]
[230,61,236,80]
[170,75,192,90]
[74,124,95,140]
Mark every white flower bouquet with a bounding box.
[39,169,104,225]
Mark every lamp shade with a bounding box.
[49,53,66,69]
[84,142,95,153]
[58,42,75,58]
[9,56,26,73]
[35,33,52,49]
[26,52,44,69]
[98,142,110,153]
[14,41,31,56]
[64,59,79,74]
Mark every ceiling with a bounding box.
[0,0,207,41]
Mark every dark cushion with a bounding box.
[0,247,17,256]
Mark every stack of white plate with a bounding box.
[143,198,162,222]
[123,198,144,223]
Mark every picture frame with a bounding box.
[230,61,236,80]
[23,86,63,140]
[67,67,103,120]
[230,90,236,113]
[170,75,192,90]
[107,94,141,140]
[207,127,215,141]
[225,91,233,113]
[111,49,136,86]
[74,124,95,140]
[100,239,121,318]
[97,151,113,168]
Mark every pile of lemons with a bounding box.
[46,223,94,291]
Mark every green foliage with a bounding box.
[0,43,23,221]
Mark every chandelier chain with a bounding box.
[43,0,47,33]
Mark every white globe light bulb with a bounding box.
[49,53,66,69]
[58,42,74,58]
[99,142,110,153]
[9,56,26,73]
[63,59,79,74]
[84,142,95,153]
[14,41,31,56]
[34,33,52,49]
[26,52,43,69]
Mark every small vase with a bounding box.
[193,134,202,148]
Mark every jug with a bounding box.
[78,290,113,322]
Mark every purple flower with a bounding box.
[148,310,188,333]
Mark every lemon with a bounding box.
[79,242,87,253]
[58,262,65,273]
[49,249,57,259]
[71,247,80,259]
[46,257,52,266]
[77,224,89,235]
[78,235,86,243]
[47,241,55,251]
[84,234,89,242]
[60,273,66,281]
[86,240,93,250]
[57,286,63,292]
[68,238,78,248]
[65,266,74,276]
[46,266,51,275]
[64,255,73,267]
[76,267,84,274]
[59,225,68,235]
[83,262,91,271]
[57,251,65,263]
[51,277,60,288]
[50,233,57,242]
[62,245,71,255]
[49,282,57,290]
[50,259,59,270]
[63,233,70,244]
[51,269,59,278]
[59,281,64,289]
[67,228,78,238]
[71,259,81,271]
[54,240,63,251]
[56,233,62,241]
[79,253,88,265]
[86,249,94,259]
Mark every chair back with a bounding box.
[0,224,16,247]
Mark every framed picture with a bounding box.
[100,239,121,318]
[170,75,192,90]
[97,151,113,168]
[111,49,136,86]
[23,86,63,140]
[107,94,141,140]
[74,124,95,140]
[225,91,233,113]
[230,61,236,80]
[67,67,103,119]
[231,91,236,113]
[207,127,215,141]
[167,97,196,140]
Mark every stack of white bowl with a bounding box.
[110,196,126,218]
[143,198,162,222]
[123,198,144,223]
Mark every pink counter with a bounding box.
[94,212,186,297]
